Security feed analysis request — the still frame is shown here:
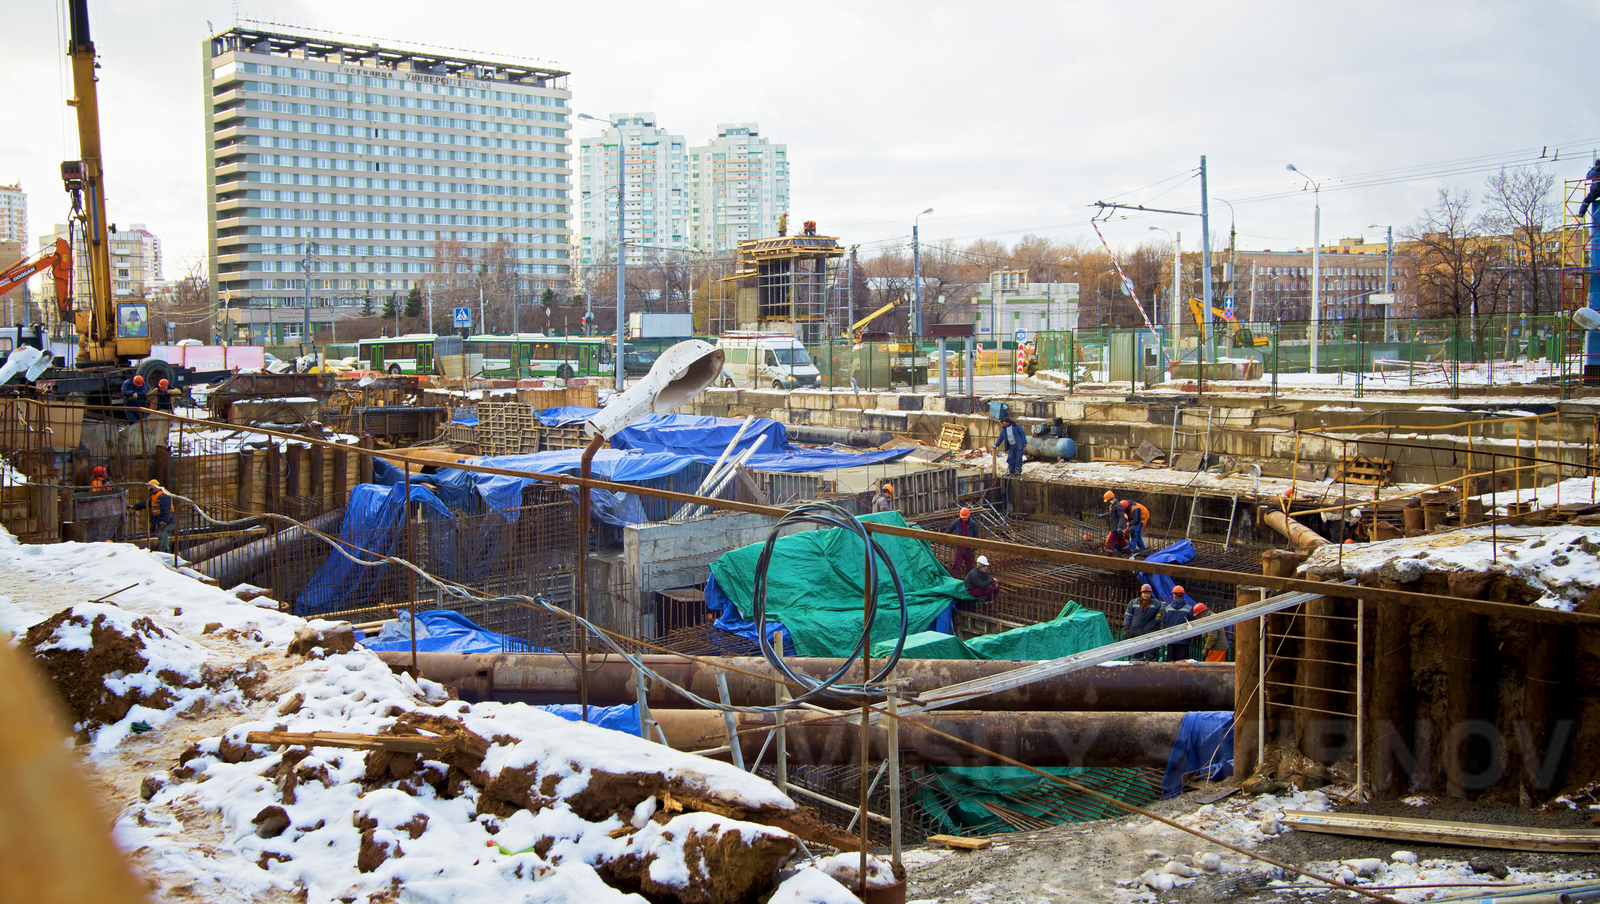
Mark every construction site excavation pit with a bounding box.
[4,356,1600,904]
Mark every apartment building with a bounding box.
[0,183,26,244]
[688,124,788,254]
[577,113,688,268]
[203,26,572,344]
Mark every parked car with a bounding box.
[623,350,657,376]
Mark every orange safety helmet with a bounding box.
[881,484,893,495]
[1172,585,1186,595]
[132,375,144,387]
[959,507,971,518]
[92,465,106,476]
[1103,490,1116,502]
[158,378,169,389]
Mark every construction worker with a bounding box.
[1105,526,1131,557]
[150,377,175,412]
[993,413,1027,476]
[1124,583,1163,661]
[1097,490,1128,533]
[1025,354,1040,377]
[1121,498,1149,551]
[871,483,894,513]
[947,506,979,577]
[1578,159,1600,221]
[1162,586,1196,661]
[132,479,175,553]
[89,465,108,488]
[964,555,999,604]
[119,374,146,421]
[1194,603,1230,662]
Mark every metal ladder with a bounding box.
[1169,405,1214,468]
[1185,464,1257,549]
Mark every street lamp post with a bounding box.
[1368,223,1394,341]
[1287,164,1322,372]
[912,208,933,338]
[579,113,627,391]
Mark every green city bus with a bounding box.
[356,334,463,375]
[463,334,618,380]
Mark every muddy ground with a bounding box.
[903,788,1600,904]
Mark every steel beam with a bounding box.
[376,652,1235,712]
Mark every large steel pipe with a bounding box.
[1260,508,1331,550]
[376,652,1233,712]
[652,709,1186,768]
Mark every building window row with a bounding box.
[236,62,567,107]
[240,208,570,229]
[240,148,565,171]
[243,168,565,187]
[238,82,566,120]
[239,114,565,140]
[242,187,564,204]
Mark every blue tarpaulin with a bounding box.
[1138,540,1196,603]
[297,482,456,614]
[1160,711,1234,799]
[536,703,641,736]
[532,407,913,473]
[703,573,794,655]
[360,609,526,654]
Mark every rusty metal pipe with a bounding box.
[652,708,1187,768]
[375,652,1234,712]
[1260,508,1332,550]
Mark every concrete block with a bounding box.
[898,395,925,412]
[791,391,833,411]
[861,412,910,433]
[1053,401,1087,420]
[875,393,903,411]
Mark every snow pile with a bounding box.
[21,602,268,751]
[1476,475,1600,515]
[0,529,854,904]
[1127,788,1337,893]
[1302,525,1600,611]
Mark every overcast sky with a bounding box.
[4,0,1597,276]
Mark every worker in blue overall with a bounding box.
[993,414,1027,476]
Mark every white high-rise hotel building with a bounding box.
[203,26,572,344]
[578,116,788,267]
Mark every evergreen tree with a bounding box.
[540,287,557,309]
[382,294,398,320]
[405,285,423,319]
[361,294,374,317]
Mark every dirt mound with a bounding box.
[603,813,800,904]
[24,606,185,737]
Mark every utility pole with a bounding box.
[1199,156,1213,359]
[426,282,433,335]
[1249,263,1259,323]
[478,278,485,336]
[1383,225,1394,342]
[847,245,857,342]
[1171,232,1181,364]
[302,242,314,355]
[616,147,626,391]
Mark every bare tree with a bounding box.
[1483,164,1559,316]
[1406,186,1514,351]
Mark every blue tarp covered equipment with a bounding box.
[360,609,526,654]
[1138,540,1196,603]
[1161,710,1234,798]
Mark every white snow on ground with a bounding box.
[1266,851,1591,903]
[1301,525,1600,611]
[1475,475,1600,515]
[0,530,847,904]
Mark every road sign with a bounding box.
[453,306,472,327]
[1368,293,1395,306]
[1014,329,1028,343]
[1224,295,1234,313]
[1120,276,1135,297]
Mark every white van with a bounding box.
[715,331,822,390]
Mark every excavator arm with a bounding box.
[851,299,900,342]
[0,239,72,319]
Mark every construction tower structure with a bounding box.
[732,234,844,343]
[1561,176,1599,382]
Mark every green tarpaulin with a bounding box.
[872,602,1114,661]
[707,511,967,658]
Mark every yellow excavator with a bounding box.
[850,298,900,344]
[1188,297,1268,348]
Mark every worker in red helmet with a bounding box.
[1120,498,1149,551]
[1193,602,1230,662]
[150,376,174,412]
[89,465,108,488]
[119,373,147,421]
[1161,586,1196,661]
[947,506,979,577]
[1124,583,1162,661]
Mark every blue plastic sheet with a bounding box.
[535,703,641,736]
[297,482,456,614]
[531,407,913,473]
[1160,710,1234,799]
[703,574,793,655]
[361,609,524,654]
[1138,539,1196,603]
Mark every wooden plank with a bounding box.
[1281,810,1600,854]
[936,422,968,451]
[926,834,992,850]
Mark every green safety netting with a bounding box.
[707,511,968,659]
[917,765,1161,834]
[872,601,1113,661]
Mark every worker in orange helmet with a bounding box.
[1097,489,1128,533]
[89,465,108,488]
[1162,586,1196,661]
[132,479,175,552]
[119,373,147,421]
[1193,602,1231,662]
[947,506,979,577]
[1124,583,1162,660]
[150,377,175,412]
[1120,497,1149,551]
[871,483,894,514]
